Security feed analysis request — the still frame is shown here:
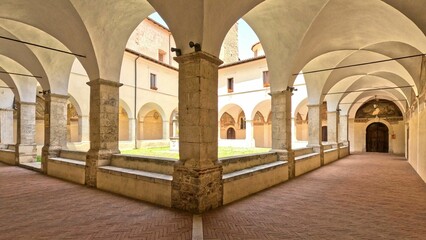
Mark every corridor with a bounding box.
[1,153,425,239]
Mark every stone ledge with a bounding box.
[324,148,338,153]
[0,149,14,153]
[295,152,319,161]
[98,166,172,184]
[223,161,287,182]
[48,157,86,167]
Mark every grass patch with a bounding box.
[36,156,41,162]
[121,146,270,159]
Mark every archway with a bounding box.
[118,105,130,141]
[67,101,80,142]
[142,110,163,140]
[366,122,389,153]
[227,128,236,139]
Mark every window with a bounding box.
[150,73,157,90]
[240,117,246,129]
[158,49,166,63]
[263,71,270,87]
[227,77,234,93]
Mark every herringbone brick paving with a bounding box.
[0,163,192,240]
[204,153,426,239]
[2,153,426,239]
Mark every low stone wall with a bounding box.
[97,167,172,207]
[339,146,350,158]
[221,152,278,174]
[324,148,339,165]
[97,154,174,207]
[47,150,87,185]
[0,149,16,165]
[295,153,321,176]
[293,147,315,158]
[221,153,288,204]
[110,154,176,175]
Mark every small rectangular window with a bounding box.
[263,71,270,87]
[150,73,157,90]
[227,78,234,93]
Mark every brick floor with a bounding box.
[1,153,426,239]
[0,163,192,240]
[204,153,426,239]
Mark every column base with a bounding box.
[15,144,37,164]
[85,149,115,187]
[41,145,62,173]
[271,149,295,179]
[172,163,223,213]
[307,144,324,166]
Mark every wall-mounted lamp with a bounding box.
[189,41,201,52]
[286,86,297,92]
[171,47,182,56]
[39,90,51,95]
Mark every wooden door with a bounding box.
[366,123,388,152]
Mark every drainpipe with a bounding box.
[134,54,140,149]
[168,33,172,65]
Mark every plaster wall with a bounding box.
[406,103,426,182]
[127,19,178,67]
[349,119,405,155]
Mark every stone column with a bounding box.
[327,111,339,146]
[16,102,37,164]
[291,117,297,143]
[307,104,324,165]
[85,79,122,187]
[41,93,68,173]
[80,115,90,142]
[245,119,255,147]
[172,51,223,213]
[339,114,349,144]
[129,117,136,142]
[163,120,170,139]
[0,108,14,147]
[271,91,295,178]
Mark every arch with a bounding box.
[169,109,178,138]
[366,122,389,153]
[137,103,166,141]
[119,105,130,141]
[66,95,83,143]
[226,127,236,140]
[219,104,246,140]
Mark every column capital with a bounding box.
[86,78,123,88]
[173,51,223,66]
[44,93,69,100]
[268,90,292,97]
[306,104,321,108]
[17,101,36,106]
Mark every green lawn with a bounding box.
[121,146,270,159]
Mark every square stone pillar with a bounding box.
[307,104,324,165]
[41,93,68,173]
[16,102,37,164]
[327,111,339,146]
[85,79,122,187]
[172,51,223,213]
[245,119,255,147]
[339,114,349,146]
[80,115,90,142]
[270,91,295,178]
[0,108,14,147]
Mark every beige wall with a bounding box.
[349,119,405,155]
[127,19,178,68]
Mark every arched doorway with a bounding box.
[227,128,236,139]
[366,122,389,152]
